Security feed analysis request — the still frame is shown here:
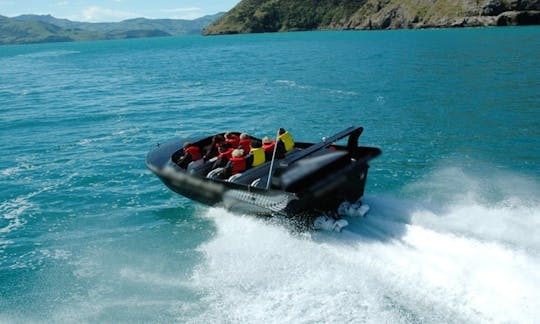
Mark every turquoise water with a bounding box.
[1,27,540,322]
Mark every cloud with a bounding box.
[161,7,202,13]
[80,6,139,22]
[160,7,203,20]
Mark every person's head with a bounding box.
[251,140,262,149]
[218,144,229,152]
[240,133,249,140]
[225,132,235,139]
[262,137,272,145]
[213,134,224,143]
[183,142,192,149]
[232,149,244,158]
[279,128,286,135]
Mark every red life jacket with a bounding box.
[226,135,240,149]
[185,146,201,161]
[239,139,251,155]
[263,141,275,152]
[218,147,234,160]
[229,156,246,175]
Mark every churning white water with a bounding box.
[188,168,540,323]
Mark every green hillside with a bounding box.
[14,13,223,35]
[203,0,540,35]
[1,13,223,45]
[0,15,102,45]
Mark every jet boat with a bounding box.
[146,126,381,231]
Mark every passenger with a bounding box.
[204,134,225,160]
[211,143,234,170]
[239,133,252,155]
[262,136,285,161]
[278,128,294,152]
[247,140,265,167]
[176,142,201,169]
[225,149,247,177]
[224,132,240,149]
[262,136,274,152]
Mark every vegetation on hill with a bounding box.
[0,15,101,45]
[0,13,223,45]
[13,14,223,35]
[203,0,540,35]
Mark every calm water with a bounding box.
[1,27,539,323]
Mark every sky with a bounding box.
[0,0,240,21]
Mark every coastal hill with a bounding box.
[0,13,223,45]
[203,0,540,35]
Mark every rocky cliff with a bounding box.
[203,0,540,35]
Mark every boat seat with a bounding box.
[250,178,261,187]
[228,173,243,182]
[206,167,224,179]
[250,177,271,189]
[187,159,204,174]
[226,162,271,186]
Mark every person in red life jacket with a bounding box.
[224,132,240,149]
[204,134,225,160]
[262,136,274,151]
[239,133,251,155]
[211,143,234,170]
[176,142,202,169]
[262,136,285,161]
[224,149,247,178]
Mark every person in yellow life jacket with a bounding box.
[247,140,265,167]
[278,128,294,152]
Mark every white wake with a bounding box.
[188,168,540,323]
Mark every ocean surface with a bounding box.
[1,27,539,323]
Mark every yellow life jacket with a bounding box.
[250,147,266,167]
[278,131,294,151]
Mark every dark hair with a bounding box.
[213,134,225,142]
[279,128,286,135]
[219,143,229,151]
[251,140,262,148]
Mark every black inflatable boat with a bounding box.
[146,126,381,231]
